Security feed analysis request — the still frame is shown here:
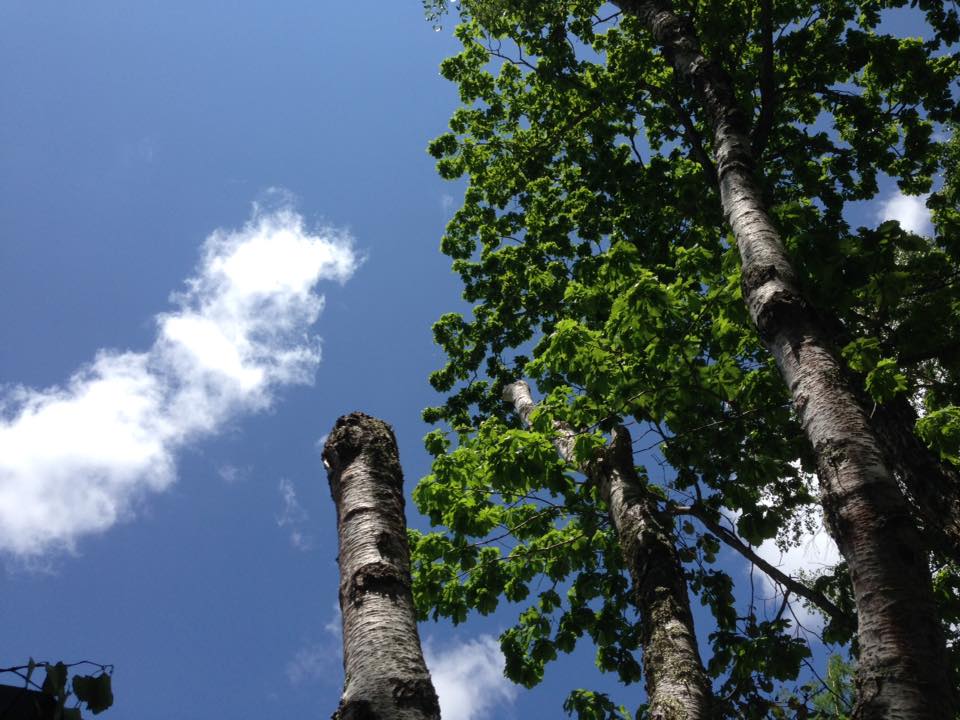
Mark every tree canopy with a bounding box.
[410,1,960,717]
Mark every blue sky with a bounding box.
[0,2,937,719]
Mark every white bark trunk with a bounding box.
[610,3,953,716]
[324,413,440,720]
[504,381,712,720]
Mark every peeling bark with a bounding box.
[610,2,954,716]
[504,381,712,720]
[324,413,440,720]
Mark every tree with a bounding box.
[504,379,712,718]
[412,1,960,718]
[324,413,440,720]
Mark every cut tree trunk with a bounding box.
[504,381,713,720]
[323,412,440,720]
[610,2,953,716]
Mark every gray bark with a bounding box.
[503,381,712,720]
[323,413,440,720]
[611,2,954,716]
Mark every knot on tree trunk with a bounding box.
[324,412,404,501]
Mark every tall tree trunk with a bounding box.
[504,381,713,720]
[323,412,440,720]
[611,2,953,716]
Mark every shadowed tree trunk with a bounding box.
[504,381,712,720]
[323,412,440,720]
[609,2,954,716]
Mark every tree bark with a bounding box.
[610,2,954,716]
[504,381,713,720]
[323,412,440,720]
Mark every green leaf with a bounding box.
[916,407,960,466]
[864,358,908,403]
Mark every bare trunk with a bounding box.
[611,2,953,716]
[323,412,440,720]
[504,381,712,720]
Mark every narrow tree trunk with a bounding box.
[504,381,712,720]
[323,412,440,720]
[612,2,953,716]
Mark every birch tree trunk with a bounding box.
[323,412,440,720]
[611,2,954,716]
[504,381,712,720]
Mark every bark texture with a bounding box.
[323,413,440,720]
[610,2,953,716]
[504,381,712,720]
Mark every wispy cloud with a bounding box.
[287,619,515,720]
[286,604,342,686]
[217,464,247,484]
[276,478,312,551]
[878,190,932,235]
[424,635,517,720]
[324,603,342,640]
[754,517,840,630]
[741,474,841,631]
[286,643,335,686]
[0,205,358,558]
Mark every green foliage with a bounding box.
[563,689,631,720]
[917,406,960,466]
[416,0,960,715]
[803,654,855,720]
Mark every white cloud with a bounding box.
[877,190,932,235]
[0,205,358,558]
[424,635,517,720]
[324,603,342,640]
[277,478,313,551]
[754,520,841,630]
[745,476,841,631]
[217,464,246,484]
[287,605,342,686]
[286,643,334,686]
[277,478,307,526]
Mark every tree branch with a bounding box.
[673,503,852,631]
[665,88,718,184]
[751,0,777,156]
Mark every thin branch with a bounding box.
[673,503,851,631]
[751,0,777,156]
[664,88,718,184]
